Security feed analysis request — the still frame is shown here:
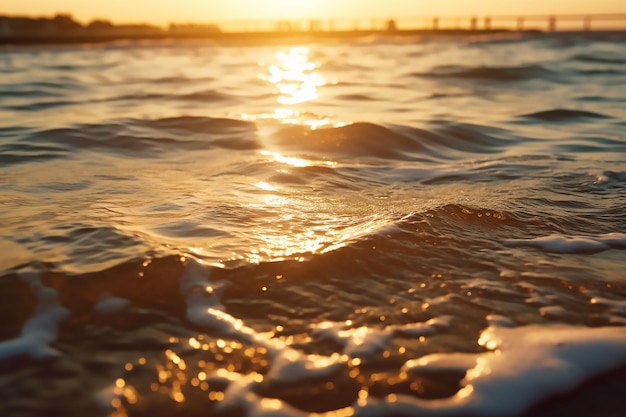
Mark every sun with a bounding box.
[239,0,326,20]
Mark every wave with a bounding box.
[41,62,120,71]
[0,89,62,98]
[272,122,426,160]
[411,64,557,82]
[272,121,519,161]
[421,122,517,152]
[24,126,181,157]
[103,89,238,103]
[333,93,378,101]
[0,126,31,137]
[1,89,237,113]
[152,220,231,239]
[4,225,149,274]
[20,116,260,159]
[549,137,626,154]
[124,75,215,84]
[3,250,625,416]
[19,80,82,90]
[2,188,624,411]
[134,115,255,133]
[570,54,626,65]
[504,232,626,254]
[575,96,626,103]
[1,117,517,168]
[426,92,466,100]
[518,109,611,122]
[574,69,624,76]
[176,89,236,102]
[463,32,528,45]
[42,64,83,71]
[108,92,168,101]
[3,100,76,111]
[0,143,66,166]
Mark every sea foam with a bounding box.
[0,272,69,360]
[165,261,626,417]
[504,232,626,253]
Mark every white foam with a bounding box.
[265,350,346,383]
[404,352,479,373]
[524,292,552,305]
[175,260,626,417]
[463,278,520,297]
[94,292,131,313]
[341,326,393,358]
[539,305,568,318]
[391,320,439,337]
[179,260,238,333]
[180,259,347,391]
[212,321,626,417]
[0,272,70,360]
[218,375,307,417]
[387,324,626,417]
[312,316,453,358]
[517,282,554,306]
[594,174,609,183]
[485,314,516,328]
[179,260,285,352]
[590,295,626,314]
[504,232,626,253]
[499,269,520,279]
[424,293,463,306]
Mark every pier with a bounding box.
[219,13,626,33]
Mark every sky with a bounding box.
[2,0,626,25]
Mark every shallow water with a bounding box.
[1,32,626,417]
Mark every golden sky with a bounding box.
[2,0,626,25]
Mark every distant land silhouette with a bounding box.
[0,14,219,40]
[1,13,625,44]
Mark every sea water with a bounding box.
[1,32,626,417]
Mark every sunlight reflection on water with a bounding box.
[266,46,326,105]
[246,46,337,129]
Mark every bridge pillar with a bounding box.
[548,16,556,32]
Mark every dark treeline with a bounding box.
[0,14,221,37]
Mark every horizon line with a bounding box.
[3,12,626,26]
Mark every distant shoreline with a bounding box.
[2,12,625,45]
[5,29,626,45]
[0,29,510,45]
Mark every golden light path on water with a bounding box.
[260,48,387,260]
[267,46,326,106]
[246,46,338,129]
[182,46,390,267]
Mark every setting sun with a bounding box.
[2,0,626,25]
[236,0,324,20]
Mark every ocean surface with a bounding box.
[1,32,626,417]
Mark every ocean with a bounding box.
[1,32,626,417]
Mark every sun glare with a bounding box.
[249,0,323,20]
[266,46,326,105]
[248,46,335,128]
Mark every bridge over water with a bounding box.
[217,13,626,33]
